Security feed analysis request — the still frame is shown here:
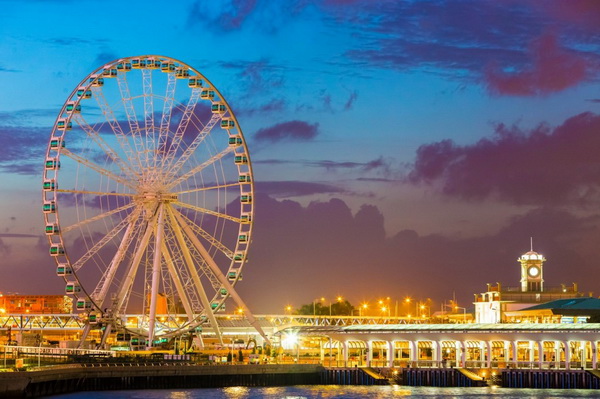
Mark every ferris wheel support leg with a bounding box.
[78,324,92,349]
[166,205,225,346]
[99,323,113,349]
[147,205,165,347]
[172,208,271,346]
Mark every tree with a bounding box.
[295,300,355,316]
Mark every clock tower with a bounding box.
[519,248,545,292]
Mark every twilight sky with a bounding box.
[1,0,600,314]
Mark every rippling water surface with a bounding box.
[49,385,600,398]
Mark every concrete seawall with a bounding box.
[0,364,325,398]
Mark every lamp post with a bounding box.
[360,303,368,317]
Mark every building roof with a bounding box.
[520,297,600,311]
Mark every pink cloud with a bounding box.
[485,33,589,96]
[408,112,600,206]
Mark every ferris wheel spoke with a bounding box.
[175,181,241,195]
[60,148,136,189]
[165,113,222,180]
[117,72,146,162]
[71,210,139,272]
[113,214,157,315]
[160,87,202,171]
[170,207,270,345]
[173,210,235,259]
[166,204,224,344]
[160,241,195,324]
[62,202,136,234]
[56,189,135,198]
[142,69,155,170]
[175,201,241,224]
[91,86,144,174]
[158,73,177,162]
[72,113,139,180]
[90,208,143,304]
[148,205,165,343]
[167,146,235,190]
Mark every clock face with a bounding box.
[528,266,540,277]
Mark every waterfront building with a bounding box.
[0,294,72,314]
[504,297,600,324]
[474,248,589,323]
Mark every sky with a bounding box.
[1,0,600,314]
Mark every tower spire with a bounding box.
[530,237,533,251]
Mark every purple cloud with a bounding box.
[0,125,47,175]
[0,234,39,238]
[256,181,345,198]
[323,1,600,95]
[485,33,590,96]
[408,112,600,205]
[237,193,600,313]
[254,120,319,143]
[236,98,286,116]
[343,90,358,111]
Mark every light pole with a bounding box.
[359,303,368,317]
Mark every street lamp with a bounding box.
[360,303,368,317]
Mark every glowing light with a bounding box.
[281,333,298,349]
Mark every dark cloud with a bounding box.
[188,0,258,32]
[47,38,109,46]
[254,120,319,143]
[325,1,600,94]
[0,66,20,73]
[187,0,307,34]
[534,0,600,31]
[485,33,590,96]
[310,156,392,174]
[93,51,119,68]
[235,98,286,116]
[254,157,393,178]
[256,181,345,198]
[237,194,600,312]
[0,234,39,238]
[0,125,47,175]
[343,90,358,111]
[408,112,600,206]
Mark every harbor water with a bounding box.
[48,385,600,398]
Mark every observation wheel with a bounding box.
[42,55,265,347]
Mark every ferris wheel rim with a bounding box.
[42,55,255,338]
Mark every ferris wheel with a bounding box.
[42,55,266,347]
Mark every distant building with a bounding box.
[504,297,600,324]
[0,294,73,314]
[474,248,589,323]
